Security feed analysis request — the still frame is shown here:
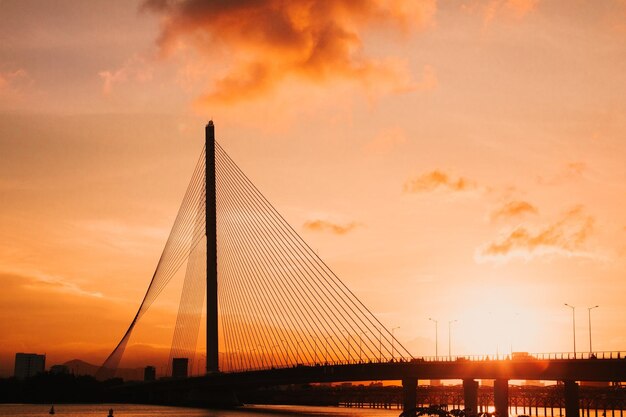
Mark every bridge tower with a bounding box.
[206,121,219,373]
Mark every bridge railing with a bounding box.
[414,351,626,362]
[225,351,626,373]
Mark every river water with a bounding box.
[1,404,619,417]
[0,404,400,417]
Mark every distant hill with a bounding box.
[62,359,144,381]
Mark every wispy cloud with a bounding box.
[477,206,595,263]
[537,161,587,185]
[98,55,154,95]
[403,170,477,193]
[364,127,407,154]
[490,200,538,221]
[303,219,361,235]
[0,68,33,95]
[141,0,437,104]
[462,0,539,25]
[1,267,103,298]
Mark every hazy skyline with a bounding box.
[1,0,626,375]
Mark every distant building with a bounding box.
[172,358,188,379]
[524,380,545,387]
[581,381,610,387]
[14,353,45,380]
[50,365,69,375]
[480,379,494,387]
[144,365,156,381]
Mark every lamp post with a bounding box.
[429,318,439,358]
[378,327,383,362]
[342,330,351,363]
[564,303,576,356]
[391,326,400,361]
[258,345,265,368]
[359,331,368,362]
[448,320,458,359]
[588,305,599,354]
[325,336,333,364]
[281,339,288,366]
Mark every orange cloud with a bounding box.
[477,206,595,262]
[403,170,476,193]
[303,219,360,235]
[490,200,538,221]
[141,0,437,104]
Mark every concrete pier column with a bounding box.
[402,378,418,412]
[564,380,580,417]
[494,379,509,417]
[463,379,479,417]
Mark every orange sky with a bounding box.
[1,0,626,376]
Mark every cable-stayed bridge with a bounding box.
[97,122,626,414]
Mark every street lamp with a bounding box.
[391,326,400,361]
[359,331,369,362]
[325,336,333,364]
[258,345,265,368]
[342,330,352,364]
[564,304,576,356]
[588,305,599,354]
[429,318,439,358]
[448,320,458,359]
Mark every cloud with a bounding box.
[0,68,32,94]
[141,0,437,105]
[477,206,595,262]
[462,0,539,25]
[2,267,104,298]
[490,200,538,221]
[537,161,587,185]
[303,219,360,235]
[403,170,477,193]
[364,126,407,154]
[98,55,154,95]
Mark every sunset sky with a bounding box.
[1,0,626,376]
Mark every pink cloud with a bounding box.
[98,55,154,96]
[462,0,539,24]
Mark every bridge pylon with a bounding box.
[206,121,218,373]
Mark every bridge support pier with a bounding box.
[564,380,580,417]
[463,379,479,417]
[402,378,417,412]
[494,379,509,417]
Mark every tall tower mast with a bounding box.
[205,121,219,373]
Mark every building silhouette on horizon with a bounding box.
[172,358,188,379]
[144,365,156,381]
[14,353,45,380]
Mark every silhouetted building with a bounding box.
[144,365,156,381]
[14,353,45,380]
[50,364,69,374]
[172,358,188,379]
